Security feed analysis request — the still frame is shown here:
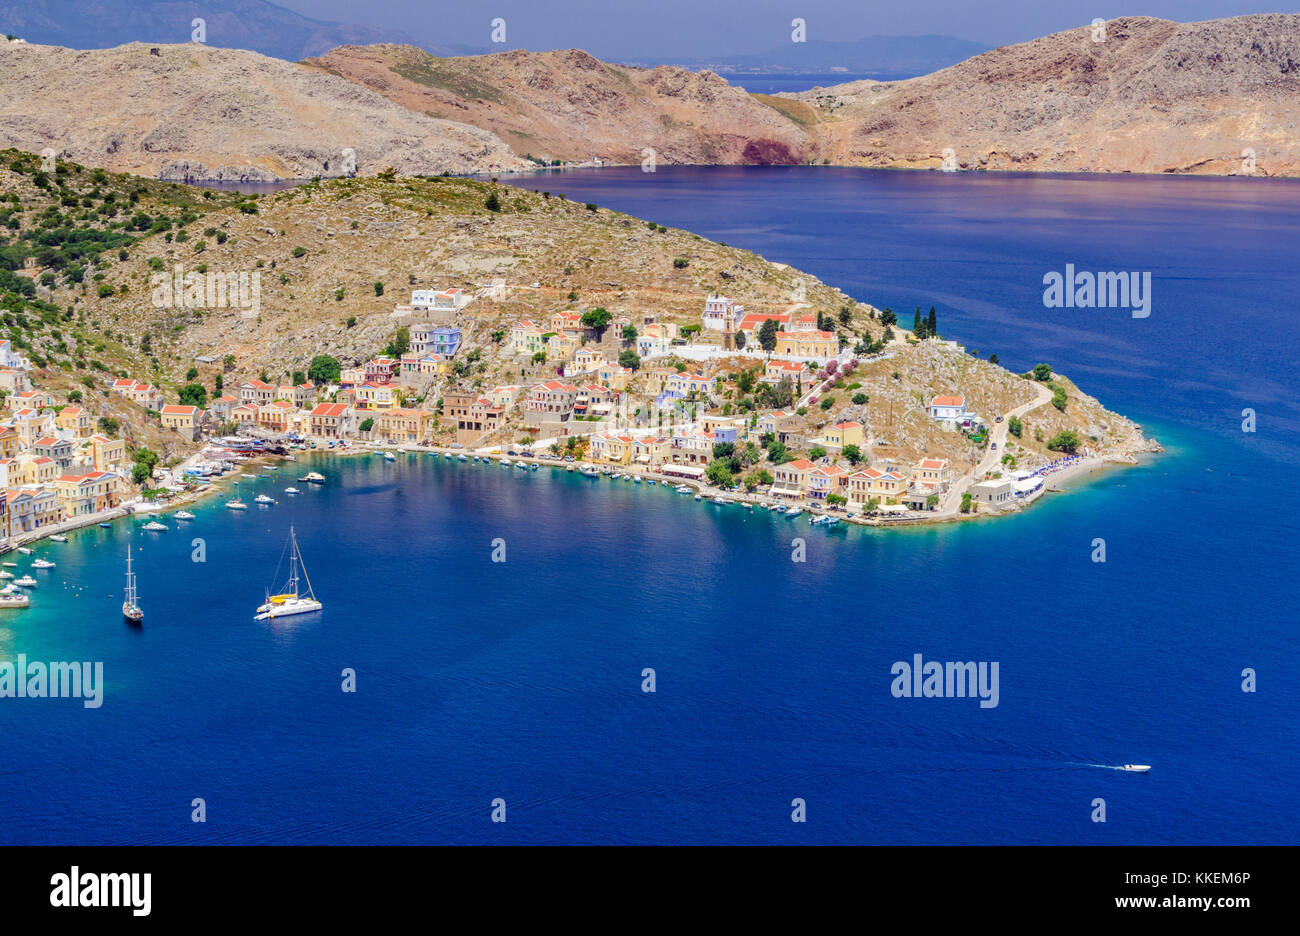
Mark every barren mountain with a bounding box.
[0,40,525,180]
[792,15,1300,176]
[302,45,818,165]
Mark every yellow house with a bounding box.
[596,363,631,392]
[0,426,22,458]
[54,470,121,516]
[590,433,635,465]
[546,334,578,362]
[823,420,865,450]
[774,330,837,360]
[375,407,433,444]
[633,436,672,468]
[90,434,126,472]
[355,383,399,410]
[55,405,95,439]
[160,404,205,440]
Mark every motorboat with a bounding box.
[142,521,168,532]
[226,499,248,510]
[49,534,68,542]
[31,558,56,569]
[174,510,196,520]
[284,487,300,495]
[17,547,32,555]
[255,494,275,504]
[383,451,396,462]
[298,472,326,484]
[14,575,37,587]
[1120,764,1151,773]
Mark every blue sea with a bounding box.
[2,167,1297,844]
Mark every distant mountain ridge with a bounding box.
[0,0,419,61]
[662,34,992,77]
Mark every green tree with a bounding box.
[359,417,375,433]
[291,370,306,386]
[809,446,827,460]
[842,444,863,465]
[826,493,848,507]
[581,307,611,335]
[1033,363,1053,381]
[734,330,746,349]
[1051,385,1068,411]
[758,319,780,352]
[1047,429,1081,453]
[960,492,974,513]
[307,354,342,385]
[852,392,868,405]
[927,306,937,338]
[1008,415,1023,438]
[622,324,638,342]
[178,383,207,407]
[384,326,410,358]
[484,191,501,212]
[185,366,199,381]
[373,281,384,296]
[706,460,733,488]
[879,308,897,327]
[618,349,641,371]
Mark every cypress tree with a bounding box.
[928,306,937,338]
[913,309,921,333]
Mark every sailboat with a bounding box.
[122,549,143,624]
[254,526,322,621]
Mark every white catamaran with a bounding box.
[123,549,143,624]
[254,525,322,621]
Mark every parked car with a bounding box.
[995,416,1004,423]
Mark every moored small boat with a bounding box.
[298,472,326,484]
[142,520,168,532]
[284,487,300,495]
[226,499,248,510]
[174,510,195,520]
[49,534,68,543]
[14,575,37,587]
[255,494,275,504]
[31,558,56,569]
[17,547,32,555]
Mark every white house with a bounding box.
[702,294,744,331]
[928,395,969,423]
[411,288,471,313]
[0,340,29,370]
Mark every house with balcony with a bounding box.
[670,429,716,465]
[54,470,121,517]
[54,405,94,440]
[239,379,276,407]
[447,394,504,446]
[510,321,546,355]
[210,394,240,424]
[807,463,849,500]
[10,389,54,410]
[364,358,399,386]
[596,363,631,392]
[411,324,462,358]
[524,381,578,426]
[256,400,296,435]
[32,436,75,468]
[590,433,636,466]
[634,436,672,469]
[90,434,126,473]
[308,403,356,439]
[770,458,814,500]
[574,384,615,417]
[375,407,433,445]
[912,458,952,493]
[355,383,399,410]
[485,386,520,409]
[161,404,206,441]
[703,295,745,331]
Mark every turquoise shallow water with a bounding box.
[1,168,1297,844]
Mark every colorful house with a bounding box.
[771,458,814,499]
[308,403,356,439]
[375,407,433,445]
[822,420,865,451]
[54,470,121,517]
[54,405,94,440]
[161,404,205,440]
[90,434,126,472]
[355,383,399,410]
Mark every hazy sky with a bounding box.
[273,0,1300,58]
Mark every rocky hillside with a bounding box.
[302,46,818,165]
[41,167,1146,467]
[792,15,1300,176]
[0,39,525,181]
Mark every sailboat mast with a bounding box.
[288,526,298,594]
